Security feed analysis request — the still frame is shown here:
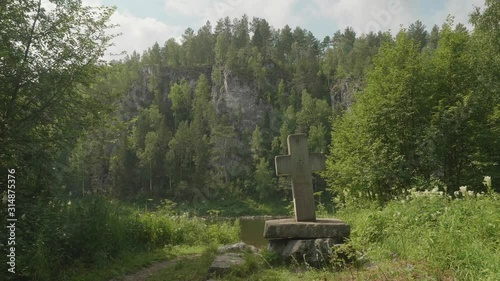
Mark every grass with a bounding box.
[146,248,454,281]
[16,190,499,280]
[149,190,500,281]
[164,196,290,217]
[126,191,292,217]
[147,245,219,281]
[14,196,240,281]
[61,245,205,281]
[336,189,500,280]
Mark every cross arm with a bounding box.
[309,153,326,173]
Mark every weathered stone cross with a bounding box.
[275,134,325,222]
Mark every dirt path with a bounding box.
[110,254,201,281]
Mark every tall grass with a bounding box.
[337,189,500,280]
[19,196,239,281]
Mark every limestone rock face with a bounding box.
[211,71,271,132]
[268,238,340,267]
[263,218,350,240]
[330,77,363,111]
[123,66,212,121]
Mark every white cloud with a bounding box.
[107,11,183,59]
[81,0,102,7]
[313,0,422,35]
[75,0,486,60]
[41,0,56,10]
[164,0,211,17]
[430,0,484,30]
[80,0,182,60]
[312,0,485,35]
[164,0,302,30]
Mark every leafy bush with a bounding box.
[20,196,239,281]
[337,190,500,280]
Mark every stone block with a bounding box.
[208,253,244,275]
[218,242,259,254]
[263,218,350,240]
[268,238,340,267]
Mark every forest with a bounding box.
[64,6,498,202]
[1,0,499,280]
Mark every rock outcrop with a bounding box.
[211,70,271,132]
[208,242,260,277]
[268,238,339,267]
[122,66,212,121]
[330,78,363,112]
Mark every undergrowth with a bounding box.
[15,196,239,281]
[336,188,500,280]
[146,190,500,281]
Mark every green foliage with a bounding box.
[192,74,215,135]
[186,191,500,281]
[0,0,116,194]
[168,79,192,128]
[5,3,500,278]
[0,0,116,169]
[326,31,426,201]
[337,191,500,280]
[0,2,120,278]
[296,90,330,133]
[326,5,500,200]
[308,124,327,153]
[19,196,239,281]
[254,157,277,199]
[148,246,219,281]
[251,125,265,161]
[61,12,410,203]
[260,248,282,267]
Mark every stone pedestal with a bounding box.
[270,135,351,267]
[264,218,350,267]
[264,218,350,240]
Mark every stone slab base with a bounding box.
[263,218,350,240]
[268,238,343,267]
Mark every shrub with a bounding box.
[20,196,239,281]
[337,191,500,280]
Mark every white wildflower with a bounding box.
[483,176,492,186]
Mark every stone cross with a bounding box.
[275,134,325,222]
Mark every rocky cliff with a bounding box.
[330,78,363,113]
[211,70,271,133]
[122,66,212,121]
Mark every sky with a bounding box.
[80,0,486,60]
